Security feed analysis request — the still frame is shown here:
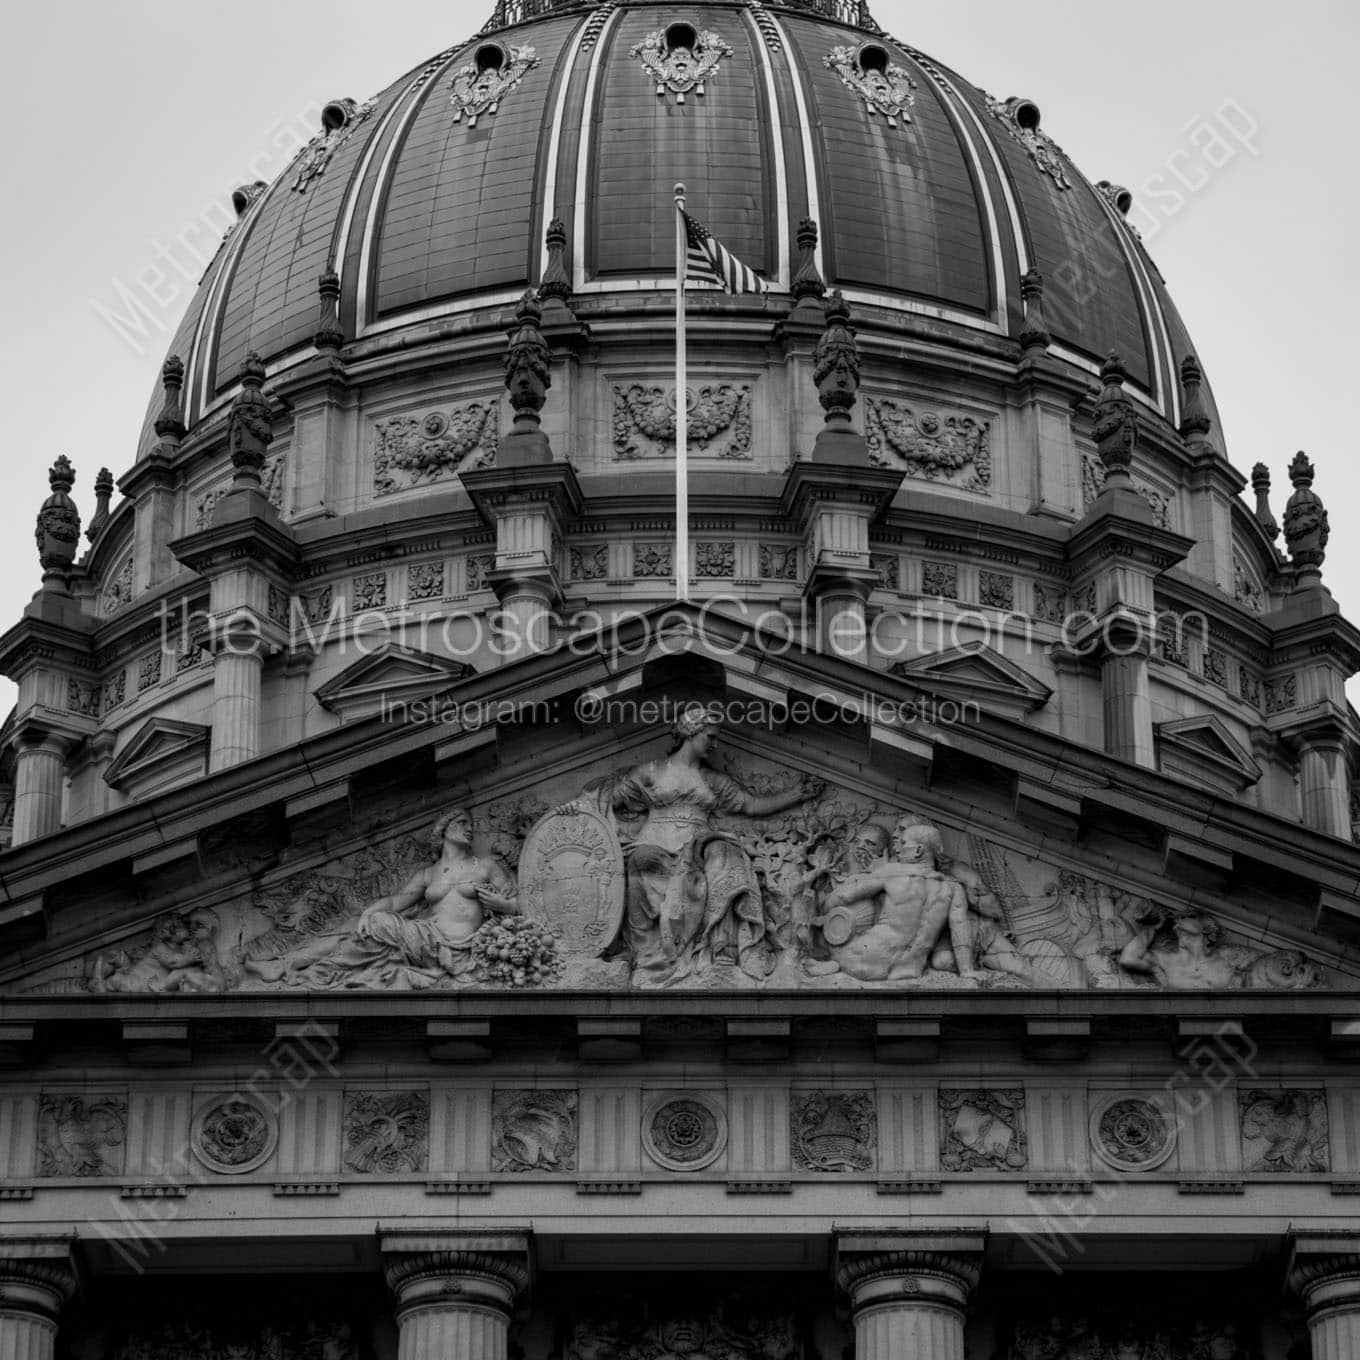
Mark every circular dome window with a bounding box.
[857,44,889,75]
[1013,99,1041,131]
[665,22,699,53]
[475,43,507,73]
[321,100,353,132]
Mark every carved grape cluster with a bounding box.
[470,916,564,986]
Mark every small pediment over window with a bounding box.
[312,643,476,721]
[891,642,1052,718]
[1156,714,1262,795]
[103,719,210,798]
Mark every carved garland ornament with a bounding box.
[374,403,499,496]
[448,45,539,126]
[292,98,376,193]
[192,1095,278,1174]
[824,45,918,128]
[613,383,752,460]
[631,27,732,103]
[1088,1093,1176,1173]
[865,398,991,491]
[642,1092,728,1171]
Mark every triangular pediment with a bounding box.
[1156,714,1262,794]
[103,718,209,795]
[312,642,476,720]
[891,641,1052,716]
[3,603,1357,999]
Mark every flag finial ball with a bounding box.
[674,182,686,198]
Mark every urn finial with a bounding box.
[791,218,826,304]
[1018,268,1050,353]
[314,267,344,351]
[1251,462,1280,543]
[36,456,81,587]
[1092,352,1136,490]
[1178,354,1212,444]
[227,352,274,490]
[1283,451,1329,587]
[154,355,186,442]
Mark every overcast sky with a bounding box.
[0,0,1356,710]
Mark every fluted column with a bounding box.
[1291,1249,1360,1359]
[0,1246,76,1360]
[11,731,72,846]
[837,1235,983,1360]
[1297,731,1351,841]
[1100,635,1154,767]
[383,1237,529,1360]
[209,645,265,770]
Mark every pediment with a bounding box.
[103,718,209,796]
[7,604,1353,1000]
[313,643,476,720]
[1156,714,1262,794]
[891,642,1052,717]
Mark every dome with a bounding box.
[137,0,1216,449]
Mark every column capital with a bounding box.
[835,1231,984,1313]
[0,1237,78,1319]
[1289,1234,1360,1315]
[381,1232,530,1316]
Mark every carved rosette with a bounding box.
[342,1091,430,1174]
[792,1090,876,1172]
[448,44,539,126]
[373,402,499,495]
[613,383,752,460]
[1088,1094,1176,1173]
[865,398,991,491]
[939,1088,1026,1172]
[824,46,918,128]
[492,1089,578,1172]
[642,1092,728,1171]
[192,1094,278,1174]
[631,27,732,103]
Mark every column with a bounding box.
[209,644,265,770]
[11,731,71,847]
[383,1236,529,1360]
[1291,1249,1360,1359]
[836,1235,983,1360]
[1297,731,1351,841]
[1100,637,1154,767]
[0,1245,76,1360]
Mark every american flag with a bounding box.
[681,208,767,294]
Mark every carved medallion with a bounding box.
[373,402,499,496]
[865,398,991,490]
[492,1089,578,1172]
[342,1090,429,1174]
[939,1088,1027,1172]
[824,45,918,129]
[1088,1094,1176,1173]
[631,26,732,104]
[448,44,539,127]
[37,1094,127,1177]
[519,805,625,957]
[792,1090,875,1172]
[613,383,752,460]
[642,1092,728,1172]
[1239,1089,1329,1173]
[192,1095,278,1175]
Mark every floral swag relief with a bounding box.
[373,402,499,495]
[613,383,752,461]
[864,398,991,491]
[20,709,1337,996]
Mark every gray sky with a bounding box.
[0,0,1356,708]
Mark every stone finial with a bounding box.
[36,456,81,585]
[226,352,273,490]
[86,466,115,543]
[154,355,186,441]
[1251,462,1280,542]
[791,218,826,304]
[1283,451,1329,585]
[1092,352,1136,489]
[505,291,551,419]
[1018,268,1050,352]
[1178,354,1212,443]
[314,267,344,351]
[814,291,860,416]
[539,218,572,305]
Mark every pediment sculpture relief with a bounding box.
[8,707,1339,996]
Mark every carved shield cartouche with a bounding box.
[518,805,625,958]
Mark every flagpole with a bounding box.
[674,182,689,604]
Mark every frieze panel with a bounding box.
[407,561,446,601]
[613,383,752,460]
[1238,1089,1328,1173]
[195,456,284,528]
[759,543,799,581]
[38,1093,127,1176]
[570,544,609,581]
[642,1092,728,1172]
[374,402,499,496]
[791,1090,875,1172]
[865,398,991,491]
[1233,556,1266,613]
[696,541,735,577]
[192,1095,278,1175]
[1088,1093,1177,1173]
[922,561,959,599]
[940,1088,1027,1171]
[100,555,133,617]
[343,1090,429,1174]
[492,1089,578,1171]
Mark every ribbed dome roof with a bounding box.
[138,0,1217,449]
